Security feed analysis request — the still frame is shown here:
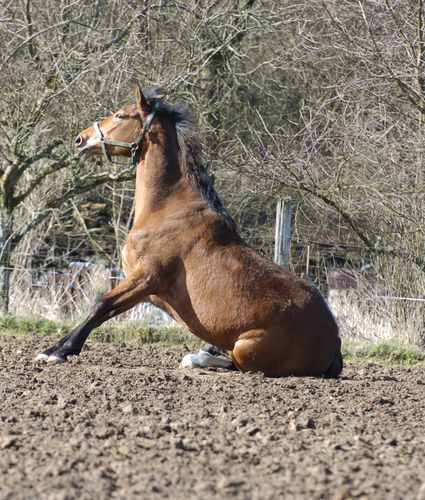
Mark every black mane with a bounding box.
[144,87,237,233]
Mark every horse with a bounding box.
[36,84,343,378]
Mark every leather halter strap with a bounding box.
[93,111,156,166]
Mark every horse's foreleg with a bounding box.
[36,273,158,364]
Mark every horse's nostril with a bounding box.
[75,135,83,147]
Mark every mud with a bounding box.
[1,336,424,500]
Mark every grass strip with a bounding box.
[1,315,424,366]
[342,339,425,366]
[0,314,200,349]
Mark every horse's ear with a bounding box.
[135,83,149,111]
[154,88,167,102]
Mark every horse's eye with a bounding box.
[115,113,125,120]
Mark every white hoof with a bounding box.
[198,350,234,369]
[181,350,233,369]
[181,353,199,368]
[35,353,49,363]
[47,355,67,364]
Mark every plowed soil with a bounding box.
[1,336,424,500]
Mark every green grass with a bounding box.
[0,314,201,349]
[0,315,72,337]
[91,321,200,348]
[342,339,425,366]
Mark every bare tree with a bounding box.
[0,0,152,312]
[233,1,424,263]
[2,0,423,324]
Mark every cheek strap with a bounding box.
[93,111,156,166]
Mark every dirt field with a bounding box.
[1,336,424,500]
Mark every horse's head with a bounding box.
[75,84,166,163]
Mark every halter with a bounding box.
[93,111,156,166]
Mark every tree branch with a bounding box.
[11,165,136,245]
[11,153,75,209]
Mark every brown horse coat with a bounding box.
[37,85,342,377]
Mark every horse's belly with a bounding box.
[157,278,274,349]
[157,248,338,353]
[147,295,191,328]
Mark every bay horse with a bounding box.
[36,84,343,377]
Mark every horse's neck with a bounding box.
[133,132,197,221]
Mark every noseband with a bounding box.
[93,111,156,166]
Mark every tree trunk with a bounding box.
[0,208,13,315]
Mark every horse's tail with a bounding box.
[323,344,343,379]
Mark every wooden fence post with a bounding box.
[274,199,292,268]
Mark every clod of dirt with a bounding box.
[0,435,17,450]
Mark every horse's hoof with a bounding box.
[181,353,199,368]
[35,352,49,363]
[181,351,234,369]
[47,355,67,364]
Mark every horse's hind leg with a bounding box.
[232,330,336,377]
[36,273,158,364]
